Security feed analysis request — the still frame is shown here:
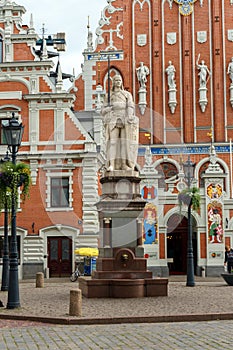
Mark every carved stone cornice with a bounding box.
[0,61,54,71]
[23,93,76,103]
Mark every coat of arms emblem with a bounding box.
[137,34,147,47]
[167,32,177,45]
[228,30,233,42]
[197,31,207,44]
[174,0,198,16]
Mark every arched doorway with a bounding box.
[167,214,197,275]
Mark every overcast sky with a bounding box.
[19,0,107,84]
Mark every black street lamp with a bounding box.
[3,113,24,309]
[183,155,195,287]
[1,152,11,291]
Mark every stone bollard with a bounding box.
[36,272,44,288]
[201,266,206,278]
[69,289,82,316]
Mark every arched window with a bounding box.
[199,161,225,189]
[199,162,209,188]
[156,162,178,189]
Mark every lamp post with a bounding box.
[3,113,24,309]
[1,152,10,291]
[183,155,195,287]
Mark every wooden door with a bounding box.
[167,230,187,274]
[48,237,72,277]
[167,215,197,275]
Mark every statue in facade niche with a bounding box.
[227,57,233,107]
[101,75,139,172]
[136,62,149,89]
[196,55,211,88]
[196,54,211,112]
[165,60,177,113]
[227,57,233,84]
[165,60,176,89]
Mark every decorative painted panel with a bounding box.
[143,203,158,244]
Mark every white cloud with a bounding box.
[19,0,107,79]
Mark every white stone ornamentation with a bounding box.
[96,0,123,49]
[197,31,207,44]
[136,62,149,89]
[137,34,147,47]
[165,61,177,114]
[167,32,177,45]
[228,29,233,42]
[196,54,211,112]
[227,58,233,107]
[167,0,174,9]
[134,0,149,11]
[136,62,150,115]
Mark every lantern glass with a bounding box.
[183,156,195,181]
[3,114,24,147]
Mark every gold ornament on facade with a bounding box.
[174,0,198,16]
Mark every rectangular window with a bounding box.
[51,177,69,207]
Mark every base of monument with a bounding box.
[78,277,168,298]
[221,273,233,286]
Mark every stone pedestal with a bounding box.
[98,170,145,248]
[78,170,168,298]
[168,87,177,114]
[138,87,147,115]
[198,86,208,112]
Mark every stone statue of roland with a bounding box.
[101,75,139,172]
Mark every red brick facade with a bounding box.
[73,0,233,277]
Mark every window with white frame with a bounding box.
[46,170,73,211]
[51,177,69,208]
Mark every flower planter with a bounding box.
[0,161,31,209]
[18,174,26,187]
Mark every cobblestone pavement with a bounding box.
[0,320,233,349]
[0,277,232,323]
[0,277,232,348]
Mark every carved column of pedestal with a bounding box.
[136,218,143,246]
[103,218,112,248]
